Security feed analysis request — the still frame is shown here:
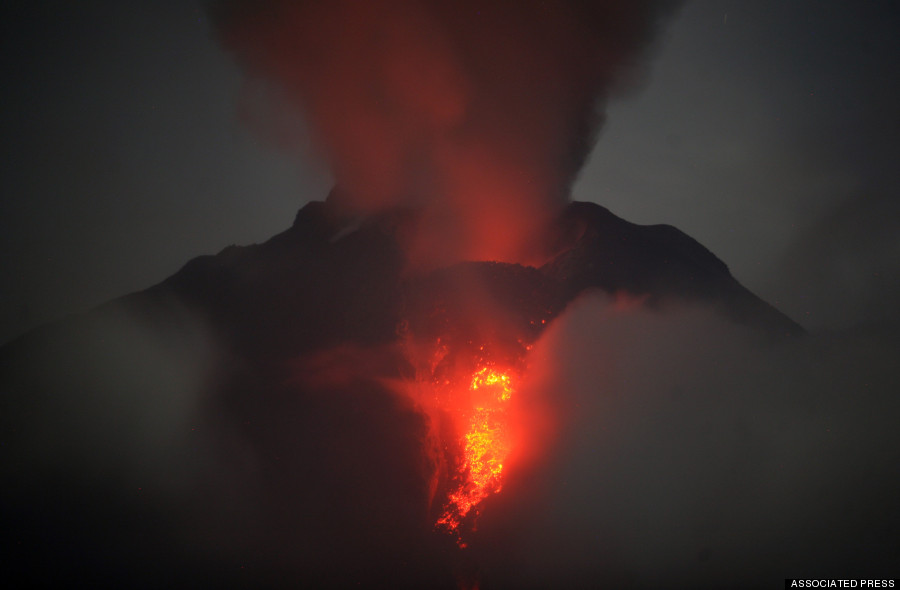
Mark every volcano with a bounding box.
[136,190,801,355]
[0,190,801,587]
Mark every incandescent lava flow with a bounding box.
[435,364,516,545]
[209,0,688,560]
[401,261,560,548]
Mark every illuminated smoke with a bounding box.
[211,0,678,265]
[207,0,686,580]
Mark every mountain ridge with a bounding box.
[0,191,803,586]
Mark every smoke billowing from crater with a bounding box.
[211,0,679,265]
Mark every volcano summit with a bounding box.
[0,189,802,587]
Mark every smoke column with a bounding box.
[211,0,678,265]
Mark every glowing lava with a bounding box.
[437,367,515,542]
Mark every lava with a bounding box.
[436,366,515,543]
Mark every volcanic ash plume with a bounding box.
[212,0,679,265]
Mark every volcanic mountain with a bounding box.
[134,191,801,355]
[0,191,801,587]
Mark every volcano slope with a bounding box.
[0,194,803,587]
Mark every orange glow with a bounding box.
[436,366,514,541]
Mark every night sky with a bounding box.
[3,1,897,344]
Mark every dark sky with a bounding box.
[2,0,899,344]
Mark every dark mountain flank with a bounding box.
[0,193,800,587]
[129,194,800,360]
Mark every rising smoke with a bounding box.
[210,0,679,265]
[4,290,898,587]
[471,295,900,588]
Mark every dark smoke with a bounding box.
[7,290,896,588]
[771,189,900,330]
[210,0,679,265]
[472,295,900,588]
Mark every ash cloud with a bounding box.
[771,189,900,331]
[0,297,219,585]
[210,0,679,265]
[5,290,898,587]
[471,294,900,588]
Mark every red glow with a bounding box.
[436,366,515,542]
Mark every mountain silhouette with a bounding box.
[0,191,801,587]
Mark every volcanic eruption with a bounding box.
[210,0,682,553]
[210,0,686,267]
[8,1,870,588]
[207,0,801,552]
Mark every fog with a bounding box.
[472,294,900,587]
